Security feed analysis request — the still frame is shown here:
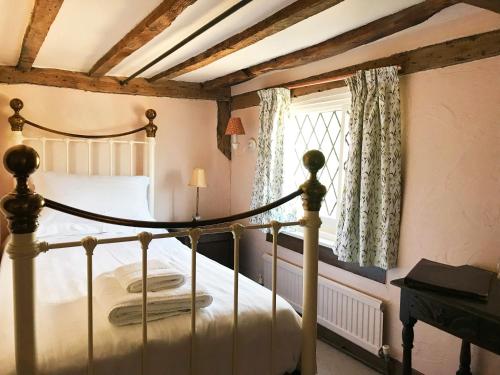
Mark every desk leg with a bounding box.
[456,340,472,375]
[402,317,416,375]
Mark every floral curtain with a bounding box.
[249,88,291,224]
[334,66,402,269]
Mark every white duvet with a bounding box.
[0,231,301,375]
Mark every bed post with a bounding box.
[1,144,43,375]
[300,150,326,375]
[9,98,25,145]
[145,109,157,217]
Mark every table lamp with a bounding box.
[189,167,207,220]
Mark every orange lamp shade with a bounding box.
[225,117,245,135]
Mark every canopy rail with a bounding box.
[1,142,327,375]
[8,98,158,139]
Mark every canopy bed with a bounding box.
[0,98,326,375]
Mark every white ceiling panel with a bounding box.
[108,0,297,78]
[111,0,424,81]
[34,0,164,72]
[176,0,424,82]
[0,0,35,65]
[231,3,500,94]
[1,0,495,85]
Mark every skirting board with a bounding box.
[284,324,423,375]
[317,324,424,375]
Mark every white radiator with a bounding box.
[262,254,384,355]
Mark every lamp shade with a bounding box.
[225,117,245,135]
[188,168,207,188]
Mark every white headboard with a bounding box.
[8,99,158,217]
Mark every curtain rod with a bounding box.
[120,0,254,86]
[285,65,402,90]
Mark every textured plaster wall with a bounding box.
[230,57,500,375]
[0,85,231,243]
[228,5,500,373]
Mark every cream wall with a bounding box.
[0,85,230,241]
[230,56,500,375]
[229,6,500,373]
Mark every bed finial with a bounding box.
[299,149,326,375]
[145,109,158,138]
[0,144,44,233]
[8,98,25,132]
[300,150,326,211]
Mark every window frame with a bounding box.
[281,90,351,241]
[275,89,386,282]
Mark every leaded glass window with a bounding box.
[282,91,350,239]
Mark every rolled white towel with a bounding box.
[114,259,185,293]
[95,272,213,326]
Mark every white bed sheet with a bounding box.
[0,231,301,375]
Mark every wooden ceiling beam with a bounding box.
[0,66,229,100]
[17,0,65,72]
[231,29,500,111]
[89,0,197,76]
[203,0,458,90]
[148,0,345,82]
[462,0,500,13]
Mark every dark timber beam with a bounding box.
[89,0,198,76]
[0,66,229,100]
[203,0,458,89]
[17,0,65,72]
[217,100,232,160]
[462,0,500,13]
[231,29,500,110]
[149,0,344,82]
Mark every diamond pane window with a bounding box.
[282,91,350,237]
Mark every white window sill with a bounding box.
[281,227,335,249]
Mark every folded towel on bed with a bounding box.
[114,259,185,293]
[95,272,213,326]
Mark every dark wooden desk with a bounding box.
[391,277,500,375]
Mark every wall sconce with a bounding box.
[188,168,207,220]
[225,117,245,149]
[247,137,257,150]
[225,117,257,151]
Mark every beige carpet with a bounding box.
[317,340,379,375]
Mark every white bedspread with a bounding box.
[0,232,301,375]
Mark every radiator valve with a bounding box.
[378,345,391,375]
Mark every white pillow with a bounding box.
[32,172,155,236]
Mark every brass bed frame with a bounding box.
[1,98,326,375]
